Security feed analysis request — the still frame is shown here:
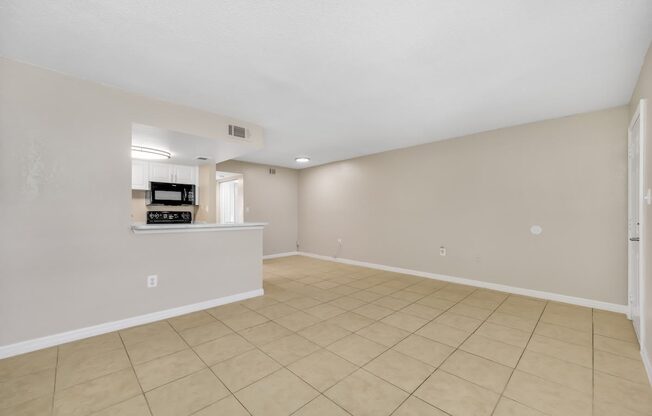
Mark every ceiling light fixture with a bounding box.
[295,157,311,163]
[131,145,171,160]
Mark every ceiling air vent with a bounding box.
[228,124,247,139]
[195,156,209,161]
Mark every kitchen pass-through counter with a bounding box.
[131,222,266,234]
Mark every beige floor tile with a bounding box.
[593,400,649,416]
[486,312,537,333]
[120,322,175,347]
[594,349,649,385]
[257,303,299,320]
[373,296,411,311]
[414,369,499,416]
[440,350,512,393]
[293,395,349,416]
[392,396,448,416]
[54,368,141,416]
[211,349,281,392]
[58,334,124,365]
[178,321,232,346]
[326,312,375,332]
[534,322,592,347]
[353,304,394,320]
[503,370,592,416]
[516,349,592,394]
[235,369,319,416]
[496,303,544,321]
[305,304,347,320]
[540,309,591,333]
[367,285,398,296]
[325,369,408,416]
[192,395,249,416]
[356,322,410,347]
[57,347,131,390]
[400,304,445,320]
[241,295,279,310]
[393,335,454,367]
[415,321,471,348]
[380,311,428,332]
[460,334,522,368]
[594,334,641,360]
[133,349,205,391]
[259,334,320,365]
[0,347,57,381]
[326,334,387,366]
[416,296,456,311]
[284,296,323,310]
[145,369,229,416]
[474,322,530,348]
[298,322,352,347]
[525,334,592,368]
[593,311,638,342]
[288,349,358,392]
[434,312,482,332]
[206,303,250,320]
[492,397,546,416]
[124,331,187,365]
[0,395,53,416]
[192,333,255,366]
[327,296,367,311]
[364,349,434,392]
[0,368,55,410]
[448,303,493,320]
[239,321,293,346]
[390,290,425,303]
[91,394,150,416]
[274,311,321,332]
[220,310,269,331]
[167,312,215,332]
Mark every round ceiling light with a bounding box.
[131,145,171,160]
[295,157,311,163]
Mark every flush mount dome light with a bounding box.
[131,145,171,160]
[295,157,311,163]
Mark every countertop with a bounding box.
[131,222,267,234]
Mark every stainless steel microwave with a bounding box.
[147,182,196,206]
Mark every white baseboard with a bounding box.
[263,251,299,260]
[298,251,628,314]
[0,288,264,360]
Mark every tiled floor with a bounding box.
[2,255,652,416]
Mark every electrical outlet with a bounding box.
[337,238,343,245]
[147,275,158,288]
[439,247,446,256]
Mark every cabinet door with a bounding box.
[174,165,198,185]
[131,160,150,190]
[149,162,173,183]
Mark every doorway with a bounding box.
[216,171,244,224]
[629,99,648,343]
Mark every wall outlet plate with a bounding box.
[439,247,446,256]
[147,275,158,288]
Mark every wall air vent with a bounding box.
[269,168,276,175]
[228,124,247,139]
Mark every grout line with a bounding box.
[117,331,155,416]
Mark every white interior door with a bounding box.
[629,99,647,343]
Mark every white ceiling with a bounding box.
[1,1,651,168]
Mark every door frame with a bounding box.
[629,99,647,345]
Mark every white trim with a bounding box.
[0,288,263,359]
[263,251,299,260]
[299,252,628,313]
[642,346,652,386]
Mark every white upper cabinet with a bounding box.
[132,161,199,189]
[173,165,197,185]
[131,160,150,190]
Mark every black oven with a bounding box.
[147,182,196,206]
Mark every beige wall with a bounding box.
[0,58,263,347]
[299,107,629,305]
[631,42,652,360]
[216,160,298,256]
